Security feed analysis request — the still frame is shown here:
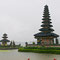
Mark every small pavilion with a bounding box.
[34,5,59,45]
[0,33,10,46]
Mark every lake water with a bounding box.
[0,49,60,60]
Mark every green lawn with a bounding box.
[18,47,60,54]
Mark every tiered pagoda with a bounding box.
[0,33,10,46]
[34,5,59,45]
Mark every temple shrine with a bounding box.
[0,33,10,46]
[34,5,59,45]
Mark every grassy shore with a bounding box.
[18,47,60,54]
[0,45,20,50]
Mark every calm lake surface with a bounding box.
[0,49,60,60]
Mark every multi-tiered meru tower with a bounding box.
[34,5,59,45]
[0,33,10,46]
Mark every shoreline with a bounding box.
[0,48,18,50]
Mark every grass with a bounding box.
[18,47,60,54]
[0,45,20,50]
[0,50,10,52]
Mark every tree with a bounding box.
[32,42,35,45]
[13,41,16,47]
[25,42,28,47]
[10,41,13,47]
[19,44,21,47]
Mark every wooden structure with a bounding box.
[0,33,10,46]
[34,5,59,45]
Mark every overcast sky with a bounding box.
[0,0,60,43]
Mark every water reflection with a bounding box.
[0,50,60,60]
